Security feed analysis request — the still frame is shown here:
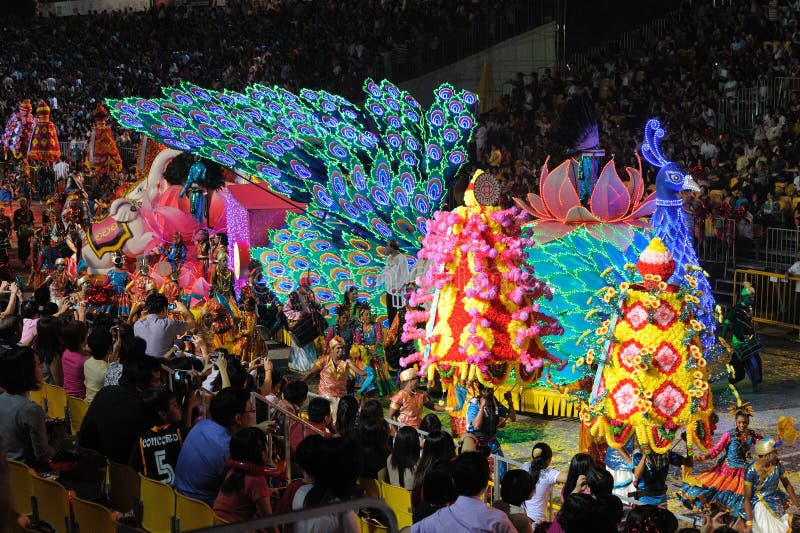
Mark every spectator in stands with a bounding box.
[34,316,63,386]
[623,505,678,533]
[494,469,535,520]
[61,319,89,398]
[0,346,57,468]
[412,451,515,532]
[132,387,184,485]
[291,436,364,533]
[213,427,275,526]
[78,354,163,464]
[276,379,308,435]
[0,315,22,350]
[562,453,594,499]
[355,398,392,478]
[289,396,332,457]
[418,413,442,435]
[334,395,359,437]
[134,292,194,358]
[104,325,144,387]
[411,430,456,510]
[412,459,456,523]
[84,327,115,403]
[175,387,255,505]
[522,442,567,526]
[379,425,419,490]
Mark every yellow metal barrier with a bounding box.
[732,269,800,336]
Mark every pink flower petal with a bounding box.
[590,160,631,221]
[564,205,599,223]
[540,159,580,221]
[629,192,656,218]
[626,166,646,209]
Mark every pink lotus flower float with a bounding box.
[514,157,655,246]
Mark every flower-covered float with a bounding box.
[401,169,564,431]
[577,237,715,455]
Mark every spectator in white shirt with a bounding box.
[375,239,409,327]
[522,442,567,526]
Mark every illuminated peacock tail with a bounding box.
[526,226,652,386]
[107,79,477,315]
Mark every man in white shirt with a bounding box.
[376,239,409,327]
[53,156,69,181]
[413,452,514,533]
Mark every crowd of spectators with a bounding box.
[476,0,800,245]
[0,0,517,144]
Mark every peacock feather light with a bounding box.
[515,158,655,385]
[578,237,715,456]
[107,79,477,315]
[401,170,564,388]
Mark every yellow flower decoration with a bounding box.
[693,371,703,379]
[697,358,707,367]
[658,281,668,291]
[644,390,653,399]
[586,353,595,365]
[633,355,643,365]
[688,278,698,288]
[620,282,630,291]
[693,379,703,388]
[576,357,585,367]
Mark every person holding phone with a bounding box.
[134,293,195,358]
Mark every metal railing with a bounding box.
[718,77,800,134]
[180,497,399,533]
[733,269,800,335]
[697,217,736,276]
[764,227,800,273]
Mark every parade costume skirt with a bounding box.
[677,462,747,517]
[288,337,317,373]
[752,501,790,533]
[608,467,635,499]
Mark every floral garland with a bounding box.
[401,171,564,388]
[577,238,715,456]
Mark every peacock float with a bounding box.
[108,79,477,317]
[515,118,720,388]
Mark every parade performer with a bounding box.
[103,253,131,317]
[678,397,761,519]
[209,255,235,301]
[388,368,449,430]
[461,382,516,478]
[1,100,35,159]
[27,100,61,164]
[355,302,394,396]
[13,197,35,266]
[325,306,359,360]
[234,286,268,363]
[723,282,763,389]
[744,438,800,533]
[247,261,282,334]
[212,232,228,271]
[86,104,122,176]
[160,270,183,304]
[579,237,715,459]
[40,257,72,306]
[194,229,212,278]
[384,283,420,371]
[301,336,365,421]
[283,274,325,373]
[127,260,155,314]
[157,232,187,273]
[27,228,44,288]
[201,299,236,351]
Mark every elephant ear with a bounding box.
[108,199,138,223]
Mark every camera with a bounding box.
[168,303,176,310]
[210,352,221,362]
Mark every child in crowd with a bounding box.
[132,387,184,485]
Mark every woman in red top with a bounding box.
[213,427,276,531]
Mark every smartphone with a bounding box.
[210,352,220,362]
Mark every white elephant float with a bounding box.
[81,149,227,274]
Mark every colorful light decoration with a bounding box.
[640,118,717,350]
[108,79,477,319]
[515,158,655,385]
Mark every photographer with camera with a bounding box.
[134,292,195,359]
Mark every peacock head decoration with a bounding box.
[641,118,700,202]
